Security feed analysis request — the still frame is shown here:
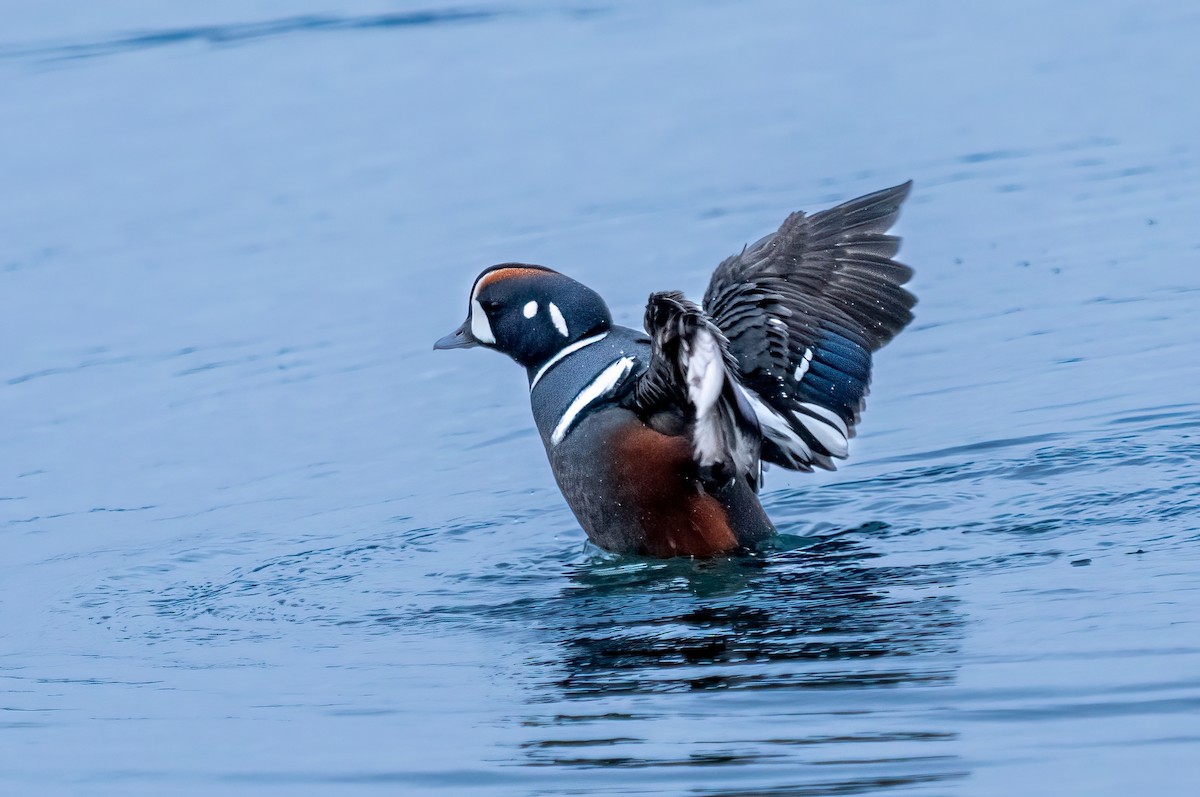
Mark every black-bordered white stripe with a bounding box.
[527,326,651,450]
[795,401,850,457]
[550,356,636,445]
[743,389,813,466]
[529,332,609,391]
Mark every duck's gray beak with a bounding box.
[433,320,479,350]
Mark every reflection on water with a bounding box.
[511,535,966,791]
[553,535,961,696]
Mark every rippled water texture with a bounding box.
[3,1,1199,794]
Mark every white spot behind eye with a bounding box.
[549,302,568,337]
[523,300,538,319]
[470,298,496,344]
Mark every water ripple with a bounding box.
[0,8,506,63]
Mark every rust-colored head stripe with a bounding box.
[472,266,552,299]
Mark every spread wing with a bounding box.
[702,181,916,471]
[629,292,761,490]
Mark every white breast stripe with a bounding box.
[529,332,608,391]
[551,356,636,446]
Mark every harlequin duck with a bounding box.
[435,182,916,558]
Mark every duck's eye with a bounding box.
[480,299,503,313]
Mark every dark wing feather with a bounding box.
[628,292,761,490]
[703,181,916,471]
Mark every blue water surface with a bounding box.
[2,1,1199,795]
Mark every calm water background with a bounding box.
[3,1,1199,794]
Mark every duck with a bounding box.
[434,182,916,558]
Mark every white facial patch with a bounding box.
[549,302,569,337]
[470,298,495,344]
[522,300,538,319]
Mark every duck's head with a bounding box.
[434,264,612,369]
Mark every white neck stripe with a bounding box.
[529,332,609,392]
